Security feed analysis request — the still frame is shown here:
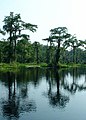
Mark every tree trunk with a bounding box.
[54,39,60,66]
[9,31,13,63]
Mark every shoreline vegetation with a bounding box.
[0,62,86,71]
[0,13,86,69]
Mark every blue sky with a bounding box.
[0,0,86,44]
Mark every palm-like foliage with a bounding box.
[0,29,5,35]
[79,39,86,49]
[3,12,38,63]
[43,27,71,66]
[50,27,70,66]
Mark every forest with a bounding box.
[0,12,86,67]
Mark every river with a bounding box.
[0,67,86,120]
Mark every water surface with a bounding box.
[0,67,86,120]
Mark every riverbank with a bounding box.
[0,62,86,71]
[59,63,86,68]
[0,63,40,72]
[0,63,48,71]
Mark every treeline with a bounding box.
[0,39,86,64]
[0,12,86,66]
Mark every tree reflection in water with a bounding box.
[0,67,86,119]
[45,67,86,108]
[63,68,86,94]
[0,71,36,120]
[45,68,69,108]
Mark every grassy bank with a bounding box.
[0,62,48,71]
[0,62,86,71]
[58,63,86,68]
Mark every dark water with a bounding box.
[0,67,86,120]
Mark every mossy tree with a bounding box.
[3,12,38,63]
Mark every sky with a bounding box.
[0,0,86,44]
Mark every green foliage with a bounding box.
[43,27,71,66]
[2,12,38,63]
[0,12,86,67]
[0,29,5,35]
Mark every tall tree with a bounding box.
[63,35,84,63]
[43,37,54,65]
[3,12,38,63]
[49,27,70,66]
